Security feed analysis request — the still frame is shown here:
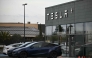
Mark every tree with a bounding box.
[58,25,64,32]
[0,31,11,45]
[55,25,64,33]
[34,35,43,41]
[11,34,22,43]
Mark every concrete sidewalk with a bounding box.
[57,56,76,58]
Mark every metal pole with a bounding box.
[69,35,72,57]
[23,3,27,42]
[69,25,72,57]
[24,5,25,42]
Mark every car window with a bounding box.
[25,42,38,47]
[12,45,18,47]
[18,44,22,46]
[43,43,57,47]
[19,43,30,47]
[12,44,22,47]
[31,43,42,48]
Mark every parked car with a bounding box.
[7,42,32,57]
[76,43,92,58]
[11,42,62,58]
[61,45,69,54]
[3,43,23,55]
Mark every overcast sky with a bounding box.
[0,0,75,24]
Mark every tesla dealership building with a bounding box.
[45,0,92,56]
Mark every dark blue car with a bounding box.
[11,42,62,58]
[7,42,32,57]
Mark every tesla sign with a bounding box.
[46,8,73,20]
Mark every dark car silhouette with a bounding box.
[10,42,62,58]
[7,42,32,57]
[76,43,92,58]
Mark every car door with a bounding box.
[27,42,43,56]
[39,43,54,56]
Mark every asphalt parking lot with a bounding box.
[0,56,76,58]
[0,53,75,58]
[0,48,70,58]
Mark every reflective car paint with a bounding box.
[11,42,62,57]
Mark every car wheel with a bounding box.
[18,52,27,58]
[48,51,58,58]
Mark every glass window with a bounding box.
[85,35,88,44]
[86,34,92,43]
[87,35,92,43]
[46,26,52,35]
[67,24,75,34]
[54,25,65,35]
[52,26,56,35]
[75,35,85,45]
[31,43,42,48]
[12,44,20,47]
[85,22,92,34]
[61,25,66,34]
[75,23,84,34]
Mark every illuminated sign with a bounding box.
[46,8,73,20]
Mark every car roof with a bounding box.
[7,43,23,46]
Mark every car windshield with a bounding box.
[19,42,31,47]
[25,42,38,47]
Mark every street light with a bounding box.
[22,3,27,42]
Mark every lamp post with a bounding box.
[23,3,27,42]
